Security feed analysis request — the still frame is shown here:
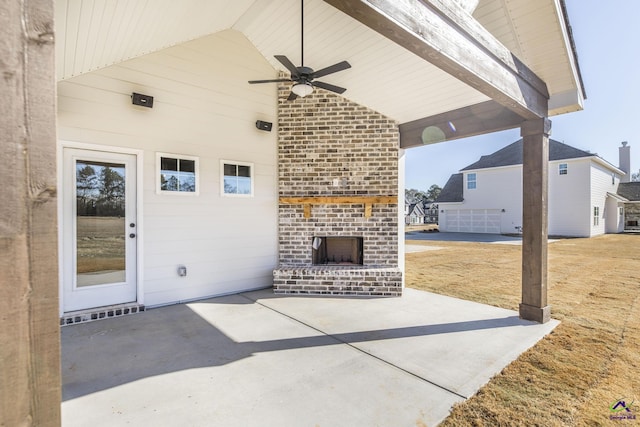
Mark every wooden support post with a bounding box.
[0,0,61,425]
[520,118,552,323]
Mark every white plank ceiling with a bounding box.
[55,0,584,123]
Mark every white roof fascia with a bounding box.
[607,192,629,203]
[549,0,586,111]
[592,156,626,175]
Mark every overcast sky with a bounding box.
[405,0,639,190]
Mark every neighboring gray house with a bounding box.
[437,139,629,237]
[617,182,640,230]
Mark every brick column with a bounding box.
[520,118,551,323]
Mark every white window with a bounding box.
[467,173,477,190]
[593,206,600,226]
[157,153,198,195]
[222,161,253,196]
[559,163,568,175]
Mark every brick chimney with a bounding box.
[620,141,631,183]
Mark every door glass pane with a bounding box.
[76,160,126,287]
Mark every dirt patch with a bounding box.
[76,216,125,273]
[405,224,439,233]
[405,234,640,426]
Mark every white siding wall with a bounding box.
[605,197,624,234]
[590,162,621,235]
[463,167,522,233]
[548,159,591,237]
[439,167,521,234]
[58,30,279,307]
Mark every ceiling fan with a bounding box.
[248,0,351,101]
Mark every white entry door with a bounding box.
[62,148,138,312]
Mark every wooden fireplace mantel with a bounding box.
[279,196,397,218]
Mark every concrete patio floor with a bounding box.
[61,288,559,426]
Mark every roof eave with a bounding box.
[558,0,587,100]
[607,192,629,203]
[591,156,626,175]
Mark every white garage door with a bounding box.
[445,209,501,233]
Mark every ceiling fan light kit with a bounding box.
[291,82,314,97]
[248,0,350,101]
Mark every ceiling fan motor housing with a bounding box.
[295,66,314,80]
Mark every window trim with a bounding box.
[593,206,600,226]
[467,173,477,190]
[559,163,568,175]
[221,160,254,197]
[156,152,199,196]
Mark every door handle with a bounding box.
[129,233,136,238]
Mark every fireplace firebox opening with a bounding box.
[312,237,363,266]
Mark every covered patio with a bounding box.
[62,288,558,426]
[3,0,584,425]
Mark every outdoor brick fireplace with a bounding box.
[312,237,363,266]
[273,79,403,296]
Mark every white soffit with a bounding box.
[55,0,584,123]
[55,0,256,81]
[234,0,489,123]
[473,0,585,116]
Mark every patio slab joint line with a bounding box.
[240,293,468,400]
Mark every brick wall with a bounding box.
[625,203,640,229]
[274,79,402,296]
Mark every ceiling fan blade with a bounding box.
[287,91,299,101]
[312,61,351,79]
[274,55,300,77]
[248,78,292,84]
[312,80,347,94]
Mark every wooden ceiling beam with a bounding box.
[399,100,524,148]
[323,0,549,120]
